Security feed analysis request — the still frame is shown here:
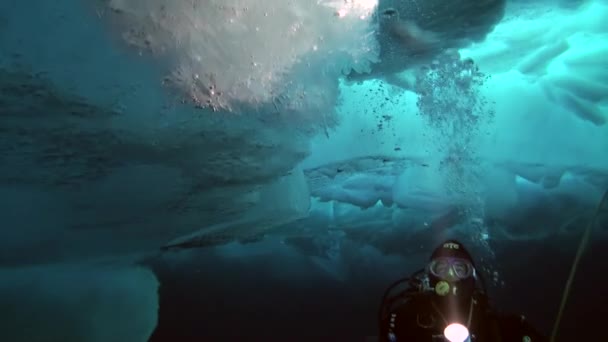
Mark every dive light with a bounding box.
[444,323,470,342]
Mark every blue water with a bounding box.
[0,0,606,341]
[149,238,606,341]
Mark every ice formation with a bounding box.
[0,0,607,340]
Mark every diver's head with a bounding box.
[427,240,476,300]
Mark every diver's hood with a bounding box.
[430,240,475,264]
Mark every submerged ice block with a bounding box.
[392,163,456,214]
[0,264,159,342]
[163,167,311,249]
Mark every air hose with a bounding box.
[550,188,608,342]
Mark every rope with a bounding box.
[550,188,608,342]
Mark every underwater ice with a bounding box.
[0,0,607,341]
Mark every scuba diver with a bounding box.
[378,239,548,342]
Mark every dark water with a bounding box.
[149,235,607,341]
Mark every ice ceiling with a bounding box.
[0,0,607,340]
